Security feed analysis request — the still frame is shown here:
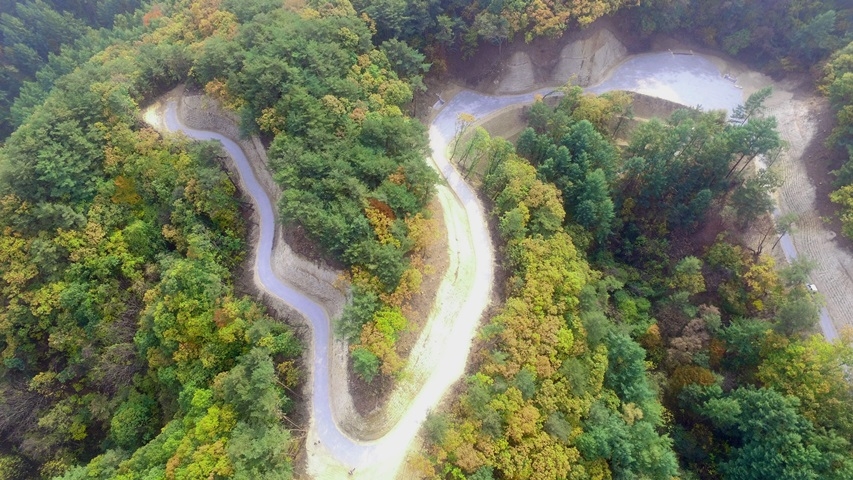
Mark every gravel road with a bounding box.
[143,47,846,479]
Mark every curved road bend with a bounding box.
[161,96,495,478]
[588,53,838,338]
[157,49,837,478]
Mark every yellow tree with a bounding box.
[758,333,853,434]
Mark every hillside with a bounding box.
[1,1,853,479]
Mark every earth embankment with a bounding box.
[440,24,852,336]
[495,27,628,94]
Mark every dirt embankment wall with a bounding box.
[442,17,636,96]
[176,91,348,327]
[629,93,686,120]
[495,28,628,94]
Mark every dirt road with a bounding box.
[144,88,495,478]
[139,28,851,480]
[766,88,853,337]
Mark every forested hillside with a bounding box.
[0,1,649,477]
[0,1,304,478]
[631,0,851,74]
[0,0,146,139]
[420,118,680,479]
[425,86,853,480]
[3,0,853,479]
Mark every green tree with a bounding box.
[110,392,157,450]
[0,453,28,480]
[731,86,773,125]
[380,38,429,91]
[726,118,781,180]
[670,256,706,295]
[774,288,821,336]
[217,349,281,426]
[758,334,853,436]
[729,169,782,230]
[771,212,798,252]
[719,317,770,372]
[792,10,840,62]
[830,183,853,238]
[779,256,815,287]
[227,422,293,479]
[578,401,679,480]
[337,285,382,342]
[693,385,853,480]
[574,168,615,244]
[351,347,380,383]
[603,331,656,407]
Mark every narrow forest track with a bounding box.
[144,89,494,479]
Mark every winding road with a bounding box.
[154,95,494,478]
[147,49,842,479]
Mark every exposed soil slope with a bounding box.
[438,25,852,337]
[140,19,850,480]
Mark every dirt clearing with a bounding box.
[767,87,853,332]
[437,23,853,335]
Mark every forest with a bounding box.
[1,0,853,479]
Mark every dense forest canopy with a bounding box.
[1,0,853,479]
[0,0,147,138]
[632,0,852,72]
[0,1,305,478]
[428,85,853,480]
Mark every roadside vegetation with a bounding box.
[2,0,853,479]
[826,41,853,239]
[0,1,303,478]
[425,81,853,479]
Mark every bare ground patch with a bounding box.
[443,16,643,95]
[347,197,451,419]
[765,86,853,331]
